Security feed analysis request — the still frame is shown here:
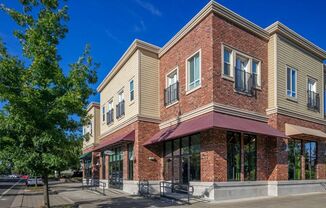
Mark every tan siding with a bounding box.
[268,34,276,109]
[99,51,140,137]
[139,50,160,119]
[83,107,100,149]
[276,35,324,119]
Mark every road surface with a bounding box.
[0,177,24,208]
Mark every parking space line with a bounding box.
[0,180,21,199]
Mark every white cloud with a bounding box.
[133,20,146,33]
[105,29,123,44]
[135,0,162,16]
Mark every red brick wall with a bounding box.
[159,13,214,122]
[134,121,162,180]
[212,14,268,114]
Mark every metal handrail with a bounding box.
[159,181,194,204]
[116,100,125,119]
[82,178,106,195]
[235,67,255,95]
[307,90,320,112]
[164,82,179,106]
[138,180,150,196]
[106,109,114,124]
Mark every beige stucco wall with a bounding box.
[139,49,160,119]
[268,34,324,120]
[99,50,140,138]
[83,105,100,149]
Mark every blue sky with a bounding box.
[1,0,326,103]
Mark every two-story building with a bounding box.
[81,1,326,201]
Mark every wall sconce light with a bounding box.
[148,157,156,161]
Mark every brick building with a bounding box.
[80,1,326,201]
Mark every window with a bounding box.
[84,159,92,178]
[252,60,261,88]
[163,134,200,183]
[227,131,257,181]
[288,139,302,180]
[307,78,319,111]
[244,134,257,181]
[129,80,134,102]
[187,51,201,91]
[235,55,251,93]
[165,69,179,105]
[109,147,123,189]
[128,144,134,180]
[304,141,317,180]
[107,100,114,124]
[287,67,297,98]
[223,47,232,77]
[116,91,125,119]
[102,106,105,122]
[227,132,241,181]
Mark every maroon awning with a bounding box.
[93,130,135,151]
[144,112,285,145]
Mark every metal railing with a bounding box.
[159,181,194,204]
[307,90,320,112]
[138,180,150,197]
[82,178,106,195]
[235,68,255,95]
[164,82,179,106]
[106,109,114,125]
[109,172,123,189]
[116,100,125,119]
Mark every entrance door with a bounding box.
[181,156,190,185]
[109,147,123,189]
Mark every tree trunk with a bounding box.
[43,174,50,208]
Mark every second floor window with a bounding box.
[307,78,319,111]
[235,55,252,94]
[187,51,201,91]
[287,67,297,98]
[129,80,134,102]
[102,106,105,122]
[165,70,179,106]
[107,101,114,124]
[116,91,125,119]
[223,47,232,77]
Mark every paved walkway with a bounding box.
[10,182,326,208]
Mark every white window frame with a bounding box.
[222,45,234,78]
[166,67,179,88]
[252,59,261,88]
[108,99,113,111]
[102,106,105,122]
[118,89,124,103]
[129,79,134,102]
[186,49,201,94]
[307,77,317,93]
[286,66,297,99]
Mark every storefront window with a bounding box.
[227,132,241,181]
[163,134,200,183]
[288,139,302,180]
[84,159,92,178]
[128,144,134,180]
[244,134,257,181]
[304,141,317,180]
[109,147,123,188]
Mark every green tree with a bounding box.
[0,0,98,207]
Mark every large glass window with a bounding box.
[163,134,200,184]
[244,134,257,181]
[187,52,201,91]
[129,80,134,102]
[227,132,241,181]
[109,147,123,188]
[304,141,317,180]
[287,67,297,98]
[84,159,92,178]
[128,144,134,180]
[227,132,257,181]
[288,139,302,180]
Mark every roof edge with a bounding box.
[86,102,100,111]
[159,1,269,57]
[97,39,161,92]
[266,21,326,60]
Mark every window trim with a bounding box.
[185,49,201,94]
[222,45,234,79]
[165,67,179,108]
[252,59,261,89]
[286,66,298,100]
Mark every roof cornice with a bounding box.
[97,39,160,92]
[266,21,326,60]
[159,1,269,57]
[86,102,100,112]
